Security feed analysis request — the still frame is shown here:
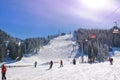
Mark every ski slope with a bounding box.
[37,34,77,61]
[5,34,77,65]
[1,34,120,80]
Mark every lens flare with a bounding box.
[79,0,110,10]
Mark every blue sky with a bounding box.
[0,0,120,39]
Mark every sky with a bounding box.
[0,0,120,39]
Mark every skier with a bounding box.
[1,64,7,80]
[49,60,53,69]
[73,58,76,65]
[89,57,93,64]
[34,61,37,68]
[109,57,113,65]
[60,60,63,67]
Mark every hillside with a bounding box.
[38,34,77,60]
[0,29,57,62]
[0,34,120,80]
[9,34,77,65]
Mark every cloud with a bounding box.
[13,0,120,27]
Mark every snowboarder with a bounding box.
[109,57,113,65]
[73,58,76,65]
[60,60,63,67]
[1,64,7,80]
[34,61,37,68]
[49,60,53,69]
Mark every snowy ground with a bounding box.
[1,34,120,80]
[1,57,120,80]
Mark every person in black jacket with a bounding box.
[73,58,76,65]
[34,61,37,68]
[49,60,53,69]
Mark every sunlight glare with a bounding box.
[79,0,110,10]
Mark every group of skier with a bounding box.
[49,58,77,69]
[1,57,113,80]
[33,60,63,69]
[49,60,63,69]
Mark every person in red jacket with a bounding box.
[60,60,63,67]
[1,64,7,80]
[109,57,113,65]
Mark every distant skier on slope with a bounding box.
[89,57,93,64]
[73,58,76,65]
[1,64,7,80]
[60,60,63,67]
[34,61,37,68]
[49,60,53,69]
[109,57,113,65]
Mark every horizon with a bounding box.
[0,0,120,39]
[0,27,116,40]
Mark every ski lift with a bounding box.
[90,33,96,39]
[112,26,120,34]
[112,22,120,34]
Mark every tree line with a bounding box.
[0,29,60,62]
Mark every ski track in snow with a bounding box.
[0,34,120,80]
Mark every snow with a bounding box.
[114,51,120,57]
[1,34,120,80]
[37,34,77,61]
[3,57,120,80]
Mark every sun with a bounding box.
[79,0,110,10]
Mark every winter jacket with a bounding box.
[109,58,113,62]
[1,66,7,73]
[60,60,63,65]
[50,61,53,65]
